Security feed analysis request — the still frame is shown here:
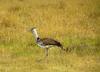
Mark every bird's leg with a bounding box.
[36,48,49,62]
[44,48,49,63]
[45,48,49,57]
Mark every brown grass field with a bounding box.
[0,0,100,72]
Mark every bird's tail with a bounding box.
[60,46,68,52]
[57,43,68,52]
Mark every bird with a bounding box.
[30,27,66,57]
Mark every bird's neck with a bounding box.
[32,29,39,39]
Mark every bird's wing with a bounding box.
[41,38,62,47]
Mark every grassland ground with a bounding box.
[0,0,100,72]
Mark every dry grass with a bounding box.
[0,0,100,72]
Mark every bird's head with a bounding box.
[30,27,36,32]
[30,27,38,35]
[30,27,39,38]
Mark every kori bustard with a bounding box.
[30,27,66,57]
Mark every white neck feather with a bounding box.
[32,29,39,38]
